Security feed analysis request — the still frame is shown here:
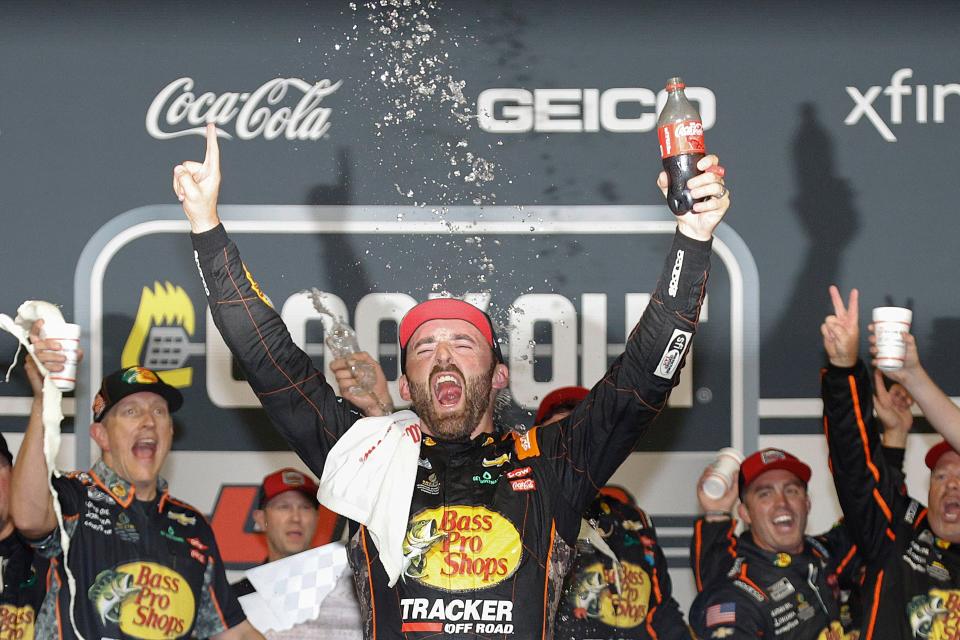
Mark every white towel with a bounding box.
[318,410,422,587]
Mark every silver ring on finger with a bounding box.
[716,184,728,199]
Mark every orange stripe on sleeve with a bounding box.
[836,544,858,576]
[208,585,228,628]
[865,569,884,640]
[848,375,881,482]
[872,488,893,523]
[360,527,377,640]
[646,606,659,639]
[725,520,738,558]
[541,522,556,639]
[694,520,703,592]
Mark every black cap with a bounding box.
[93,366,183,422]
[0,432,12,466]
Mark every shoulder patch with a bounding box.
[706,602,737,627]
[904,499,920,525]
[512,427,541,460]
[732,579,767,602]
[654,329,692,379]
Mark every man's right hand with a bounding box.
[696,465,738,518]
[330,352,394,416]
[27,319,84,396]
[821,285,860,368]
[173,123,222,233]
[870,330,923,386]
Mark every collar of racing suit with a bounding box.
[88,459,169,507]
[739,530,829,570]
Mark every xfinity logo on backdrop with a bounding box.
[476,86,716,133]
[845,68,960,141]
[146,77,342,141]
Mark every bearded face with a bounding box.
[407,361,496,441]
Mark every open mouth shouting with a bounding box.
[132,436,158,461]
[942,497,960,523]
[432,370,465,410]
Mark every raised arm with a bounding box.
[10,320,76,537]
[874,331,960,452]
[821,286,905,560]
[690,463,739,593]
[175,125,358,479]
[537,156,728,516]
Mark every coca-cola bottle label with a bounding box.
[658,119,705,158]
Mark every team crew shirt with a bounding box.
[556,495,692,640]
[191,223,712,640]
[823,360,960,639]
[689,530,847,639]
[1,532,46,640]
[28,460,246,639]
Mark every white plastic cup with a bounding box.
[702,447,745,500]
[872,307,913,371]
[39,322,81,392]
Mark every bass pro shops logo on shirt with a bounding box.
[0,604,35,640]
[87,563,195,639]
[401,506,522,590]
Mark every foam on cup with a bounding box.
[872,307,913,371]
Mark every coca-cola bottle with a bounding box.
[657,76,705,215]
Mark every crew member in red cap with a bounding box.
[11,330,260,640]
[822,286,960,639]
[532,387,693,639]
[231,469,363,640]
[688,448,851,639]
[175,124,729,639]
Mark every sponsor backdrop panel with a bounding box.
[2,0,959,612]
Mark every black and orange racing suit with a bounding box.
[191,223,711,640]
[690,516,859,637]
[688,529,847,639]
[823,360,960,639]
[26,460,245,639]
[555,495,692,640]
[1,531,46,639]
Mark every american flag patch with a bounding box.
[706,603,736,626]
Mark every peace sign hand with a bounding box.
[820,285,860,368]
[173,123,222,233]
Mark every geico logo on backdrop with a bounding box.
[145,77,342,141]
[476,87,716,133]
[846,68,960,142]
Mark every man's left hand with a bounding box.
[658,154,729,241]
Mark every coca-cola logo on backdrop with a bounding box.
[145,77,343,141]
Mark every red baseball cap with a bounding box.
[925,440,960,470]
[738,448,811,497]
[398,298,502,373]
[258,468,319,509]
[535,386,590,425]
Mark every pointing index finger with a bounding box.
[203,122,220,171]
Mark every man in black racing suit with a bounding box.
[821,286,960,639]
[688,449,848,639]
[172,124,730,639]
